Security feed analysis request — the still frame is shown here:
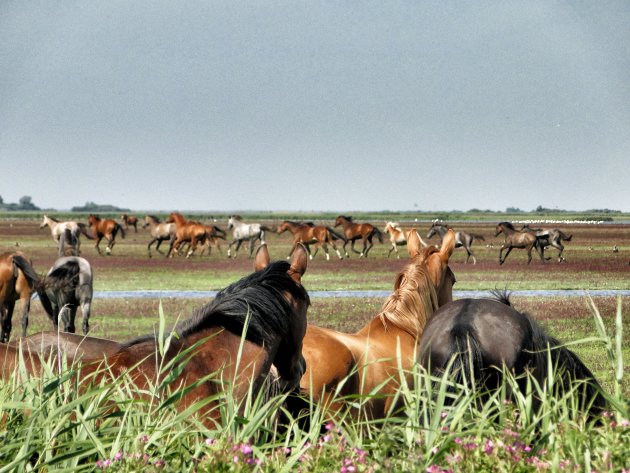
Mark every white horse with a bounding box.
[383,222,428,258]
[40,215,92,257]
[226,216,272,258]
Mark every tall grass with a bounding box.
[0,302,627,472]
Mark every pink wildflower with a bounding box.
[153,459,165,468]
[325,421,335,431]
[483,440,494,455]
[240,443,253,455]
[205,438,216,446]
[113,451,123,461]
[426,465,443,473]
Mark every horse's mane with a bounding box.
[124,261,309,348]
[147,215,161,223]
[46,215,60,223]
[498,221,515,230]
[339,215,353,222]
[376,247,440,338]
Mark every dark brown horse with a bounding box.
[87,214,125,255]
[165,212,208,258]
[334,215,383,258]
[0,252,42,343]
[277,220,345,260]
[121,214,139,232]
[1,246,311,428]
[521,224,573,263]
[427,222,485,264]
[495,222,545,265]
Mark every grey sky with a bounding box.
[1,1,629,212]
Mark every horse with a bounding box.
[180,224,227,257]
[121,214,139,233]
[494,222,545,265]
[298,229,456,418]
[87,214,125,255]
[418,293,606,420]
[142,215,176,257]
[40,215,93,257]
[384,222,428,259]
[426,222,485,264]
[37,256,93,334]
[165,212,208,258]
[8,331,121,360]
[277,220,345,260]
[226,216,273,258]
[521,224,573,263]
[334,215,384,258]
[0,252,42,343]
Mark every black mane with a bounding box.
[498,221,515,230]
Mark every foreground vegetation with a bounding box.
[0,304,627,472]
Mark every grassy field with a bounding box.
[0,214,629,471]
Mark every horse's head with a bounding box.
[334,215,349,227]
[254,243,309,391]
[408,228,456,302]
[276,221,289,234]
[39,215,49,229]
[495,222,513,237]
[384,222,395,234]
[87,214,99,226]
[426,224,437,239]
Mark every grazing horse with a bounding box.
[143,215,177,257]
[334,215,384,258]
[87,214,125,255]
[37,256,93,334]
[0,252,42,343]
[426,222,485,264]
[277,220,345,260]
[40,215,93,257]
[9,331,121,360]
[165,212,208,258]
[495,222,545,265]
[521,224,573,263]
[418,294,605,420]
[121,214,139,233]
[384,222,428,259]
[226,216,273,258]
[299,230,456,418]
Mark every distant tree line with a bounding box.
[70,201,130,212]
[0,195,40,211]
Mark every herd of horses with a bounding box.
[39,214,574,266]
[0,221,604,428]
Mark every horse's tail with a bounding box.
[12,254,41,291]
[326,227,347,242]
[372,226,384,244]
[558,231,572,241]
[470,233,485,241]
[448,324,485,393]
[260,224,276,233]
[78,222,95,240]
[213,225,227,238]
[117,222,126,239]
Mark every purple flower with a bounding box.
[205,438,216,446]
[113,451,123,461]
[139,434,149,443]
[325,421,335,431]
[483,440,494,455]
[153,459,165,468]
[240,443,253,455]
[426,465,443,473]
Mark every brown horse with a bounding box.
[87,214,126,255]
[0,252,42,343]
[521,224,573,263]
[165,212,208,258]
[1,246,311,428]
[9,331,122,360]
[277,220,345,260]
[121,214,139,233]
[427,221,485,264]
[495,222,545,265]
[383,222,428,259]
[299,230,456,418]
[334,215,384,258]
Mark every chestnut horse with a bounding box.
[121,214,139,232]
[495,222,545,265]
[299,230,456,418]
[165,212,208,258]
[384,222,428,259]
[143,215,176,257]
[427,221,485,264]
[40,215,93,257]
[0,252,43,343]
[87,214,125,255]
[277,220,345,260]
[1,246,310,428]
[334,215,384,258]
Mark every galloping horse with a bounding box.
[277,220,345,260]
[299,230,456,418]
[495,222,545,265]
[334,215,384,258]
[165,212,208,258]
[143,215,176,257]
[0,252,42,343]
[521,224,573,263]
[426,222,485,264]
[121,214,139,233]
[384,222,428,259]
[87,214,125,255]
[40,215,93,257]
[37,256,93,334]
[419,293,605,419]
[226,216,273,258]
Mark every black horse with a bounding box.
[419,293,605,419]
[37,256,93,334]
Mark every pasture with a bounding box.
[0,214,629,471]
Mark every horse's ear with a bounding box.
[254,244,270,271]
[289,243,308,282]
[406,228,422,257]
[439,229,456,262]
[407,230,429,248]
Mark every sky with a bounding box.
[1,1,629,213]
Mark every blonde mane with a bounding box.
[377,255,439,338]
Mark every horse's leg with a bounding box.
[248,237,258,258]
[553,240,565,262]
[466,245,476,264]
[95,236,103,255]
[106,233,115,254]
[499,245,513,265]
[361,237,372,257]
[147,237,157,257]
[342,240,350,258]
[314,242,325,260]
[0,303,12,343]
[63,306,78,333]
[20,295,31,337]
[233,240,243,258]
[351,239,362,255]
[330,240,343,260]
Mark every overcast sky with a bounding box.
[1,1,629,212]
